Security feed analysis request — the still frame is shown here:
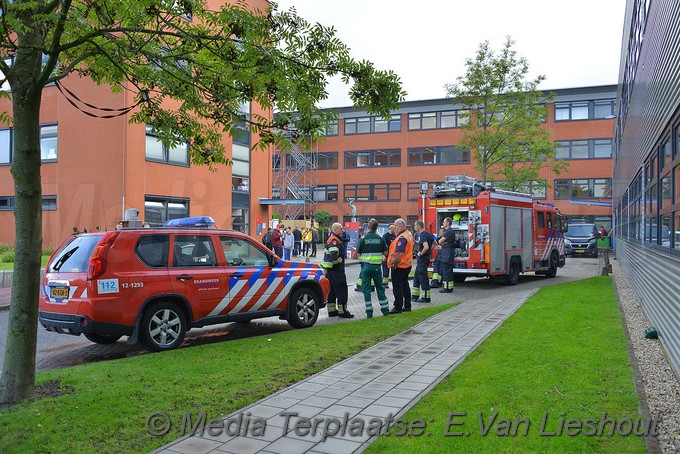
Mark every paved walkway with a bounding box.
[155,288,537,454]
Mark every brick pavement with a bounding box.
[154,288,537,454]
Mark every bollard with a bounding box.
[601,250,610,276]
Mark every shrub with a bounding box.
[0,251,14,263]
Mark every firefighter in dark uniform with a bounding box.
[321,223,354,318]
[430,227,445,288]
[382,224,396,289]
[438,216,456,293]
[388,218,414,313]
[412,220,435,302]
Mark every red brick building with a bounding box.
[276,85,616,228]
[0,0,273,248]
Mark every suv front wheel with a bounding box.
[141,301,187,351]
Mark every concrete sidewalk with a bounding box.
[155,288,536,454]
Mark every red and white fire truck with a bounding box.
[420,175,566,284]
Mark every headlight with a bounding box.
[589,238,596,244]
[564,239,571,246]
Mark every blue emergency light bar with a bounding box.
[164,216,216,228]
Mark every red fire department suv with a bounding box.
[39,217,330,351]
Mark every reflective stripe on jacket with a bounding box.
[321,234,343,269]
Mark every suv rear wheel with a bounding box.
[287,287,320,328]
[141,301,187,351]
[84,333,122,344]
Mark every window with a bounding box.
[233,177,249,192]
[537,212,545,228]
[324,121,338,136]
[317,152,338,169]
[344,115,401,135]
[661,175,671,208]
[593,100,615,119]
[0,196,57,210]
[40,125,58,161]
[313,185,338,202]
[344,183,401,202]
[42,196,57,211]
[231,208,248,233]
[272,153,281,171]
[0,128,10,164]
[220,236,270,267]
[344,149,400,168]
[173,235,217,267]
[144,197,189,226]
[554,179,612,199]
[554,99,615,121]
[407,146,470,165]
[555,138,612,159]
[145,125,189,165]
[661,137,672,171]
[0,125,58,164]
[408,110,469,130]
[0,196,14,210]
[1,56,12,91]
[135,234,170,268]
[675,165,680,204]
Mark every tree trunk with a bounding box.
[0,47,44,404]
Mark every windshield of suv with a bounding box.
[48,234,103,272]
[565,225,595,238]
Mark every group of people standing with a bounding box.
[322,216,461,319]
[262,224,318,260]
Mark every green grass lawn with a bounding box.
[0,255,50,270]
[0,304,453,453]
[367,276,647,453]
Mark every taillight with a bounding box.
[87,231,118,280]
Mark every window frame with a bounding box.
[344,183,401,202]
[343,115,401,135]
[145,125,190,167]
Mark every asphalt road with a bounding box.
[0,256,603,374]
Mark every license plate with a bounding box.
[50,287,69,299]
[575,249,585,253]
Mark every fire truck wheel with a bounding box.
[545,251,559,278]
[505,259,520,285]
[140,301,187,352]
[84,333,122,345]
[288,287,320,329]
[452,275,467,284]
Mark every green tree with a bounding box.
[313,209,331,228]
[0,0,404,404]
[445,37,566,192]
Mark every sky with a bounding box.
[274,0,627,108]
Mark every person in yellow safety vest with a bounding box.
[356,218,390,318]
[321,223,353,318]
[387,218,414,314]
